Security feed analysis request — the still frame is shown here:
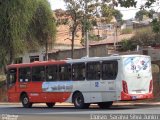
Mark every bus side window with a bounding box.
[46,65,58,81]
[32,66,45,82]
[72,63,85,81]
[59,64,71,81]
[86,62,101,80]
[102,61,118,80]
[19,67,31,82]
[7,68,17,87]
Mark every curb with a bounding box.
[113,102,160,106]
[1,102,160,106]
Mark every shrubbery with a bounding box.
[121,28,133,34]
[120,27,160,51]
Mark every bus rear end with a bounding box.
[121,55,153,101]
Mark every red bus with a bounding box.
[7,55,153,109]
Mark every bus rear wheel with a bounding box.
[46,103,55,108]
[21,94,32,108]
[98,101,113,109]
[73,92,90,109]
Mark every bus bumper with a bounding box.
[121,91,153,101]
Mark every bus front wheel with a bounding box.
[46,103,55,108]
[21,94,32,108]
[73,92,90,109]
[98,101,113,109]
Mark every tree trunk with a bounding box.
[71,19,78,59]
[71,30,75,59]
[9,48,14,64]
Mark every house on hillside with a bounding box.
[47,32,134,60]
[92,17,117,40]
[14,10,134,63]
[121,18,152,30]
[121,19,133,30]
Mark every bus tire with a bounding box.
[98,101,113,109]
[46,103,55,108]
[21,94,32,108]
[73,92,90,109]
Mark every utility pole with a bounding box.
[114,21,118,52]
[85,0,89,57]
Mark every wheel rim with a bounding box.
[75,96,82,106]
[23,97,28,105]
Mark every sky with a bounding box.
[48,0,66,11]
[48,0,160,20]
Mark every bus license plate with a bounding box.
[132,96,136,100]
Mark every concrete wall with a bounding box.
[48,44,108,60]
[21,52,44,63]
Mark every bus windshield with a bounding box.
[123,56,151,77]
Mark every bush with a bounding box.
[120,27,160,52]
[132,27,157,46]
[120,39,137,51]
[89,34,102,41]
[121,28,133,34]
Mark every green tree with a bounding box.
[135,9,149,21]
[64,0,83,58]
[131,27,156,46]
[120,39,136,51]
[148,9,155,19]
[100,4,123,24]
[113,9,123,22]
[28,0,56,60]
[152,19,160,42]
[120,27,158,51]
[101,4,115,23]
[135,9,155,21]
[114,0,155,8]
[64,0,124,57]
[64,0,97,58]
[152,19,160,33]
[117,0,137,7]
[0,0,56,67]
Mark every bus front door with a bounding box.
[7,68,19,102]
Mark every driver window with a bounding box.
[7,68,17,87]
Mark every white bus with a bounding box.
[7,54,153,109]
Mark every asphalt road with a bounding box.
[0,103,160,120]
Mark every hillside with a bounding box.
[54,25,83,50]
